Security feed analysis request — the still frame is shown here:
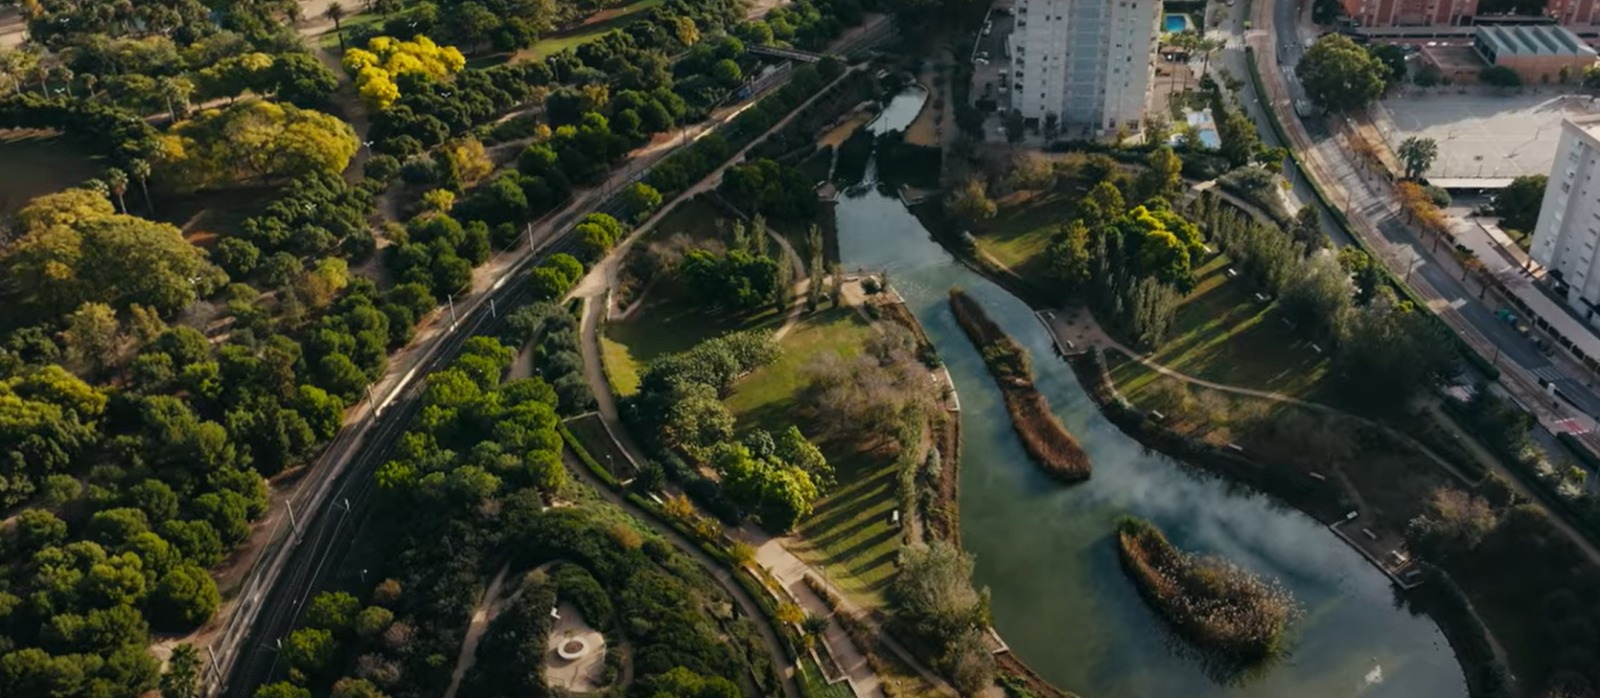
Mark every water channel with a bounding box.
[833,88,1466,697]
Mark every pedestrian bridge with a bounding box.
[747,44,826,63]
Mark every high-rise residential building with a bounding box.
[1530,116,1600,322]
[1010,0,1160,133]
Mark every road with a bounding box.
[1247,0,1600,567]
[211,82,785,692]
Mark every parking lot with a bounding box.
[970,9,1015,116]
[1373,91,1600,179]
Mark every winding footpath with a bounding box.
[558,449,803,698]
[565,65,979,697]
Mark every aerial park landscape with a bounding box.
[3,0,1600,697]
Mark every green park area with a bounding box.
[969,189,1075,277]
[1129,254,1329,399]
[514,0,666,60]
[725,307,904,605]
[602,291,783,396]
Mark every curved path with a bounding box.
[1040,306,1600,573]
[559,449,803,698]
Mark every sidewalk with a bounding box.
[1247,0,1600,570]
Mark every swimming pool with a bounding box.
[1164,13,1191,32]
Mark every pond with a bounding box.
[832,91,1466,698]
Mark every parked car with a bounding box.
[976,57,990,65]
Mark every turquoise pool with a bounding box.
[1164,13,1192,32]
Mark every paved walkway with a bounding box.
[560,448,802,698]
[1248,0,1600,570]
[754,538,885,697]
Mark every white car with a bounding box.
[998,84,1009,93]
[976,57,990,65]
[983,26,992,35]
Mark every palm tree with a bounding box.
[83,178,109,199]
[54,65,72,98]
[129,159,153,213]
[157,76,194,121]
[325,2,347,52]
[105,168,129,214]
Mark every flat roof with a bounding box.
[1452,218,1600,364]
[1429,178,1517,189]
[1476,24,1597,58]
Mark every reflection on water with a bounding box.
[828,93,1466,698]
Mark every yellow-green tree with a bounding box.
[158,101,359,189]
[442,138,493,188]
[343,35,465,111]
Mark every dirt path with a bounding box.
[441,564,512,698]
[559,448,804,698]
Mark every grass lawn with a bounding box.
[725,308,873,432]
[0,133,101,216]
[512,0,664,61]
[1135,253,1330,400]
[564,413,636,480]
[799,659,854,698]
[652,196,728,243]
[725,308,902,606]
[600,334,642,396]
[970,190,1076,275]
[602,291,784,392]
[317,13,389,49]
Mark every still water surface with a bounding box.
[830,90,1466,697]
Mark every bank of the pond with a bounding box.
[831,86,1466,698]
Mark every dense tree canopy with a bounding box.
[158,101,360,189]
[2,193,222,320]
[1296,35,1390,112]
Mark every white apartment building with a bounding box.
[1009,0,1161,133]
[1531,116,1600,323]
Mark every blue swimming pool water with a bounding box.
[1164,14,1187,32]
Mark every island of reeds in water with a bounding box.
[1115,515,1301,670]
[947,288,1091,482]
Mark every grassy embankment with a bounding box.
[723,308,905,605]
[966,191,1327,400]
[1115,516,1300,662]
[947,288,1091,482]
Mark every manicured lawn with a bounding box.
[799,659,854,698]
[724,308,872,432]
[512,0,665,61]
[726,308,901,606]
[602,291,783,389]
[970,190,1076,275]
[651,196,728,243]
[0,134,101,216]
[564,413,635,480]
[1137,253,1330,399]
[600,334,642,397]
[317,12,389,49]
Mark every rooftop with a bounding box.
[1475,24,1597,58]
